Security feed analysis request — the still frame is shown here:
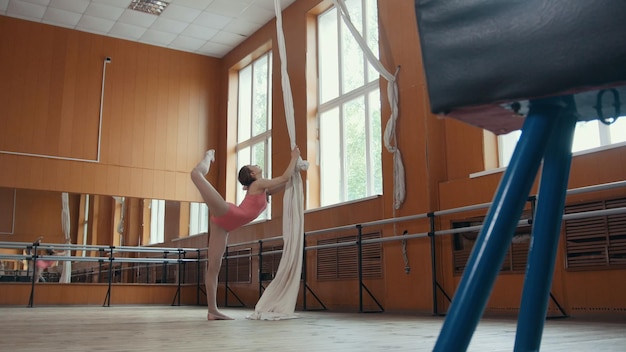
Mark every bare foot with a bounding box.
[207,311,233,320]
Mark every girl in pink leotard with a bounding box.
[190,146,301,320]
[210,191,268,232]
[35,250,57,282]
[31,237,68,282]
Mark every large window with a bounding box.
[189,202,208,236]
[149,199,165,245]
[498,113,626,167]
[236,52,272,220]
[317,0,382,207]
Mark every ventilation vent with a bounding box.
[260,245,283,281]
[571,306,626,313]
[316,232,382,280]
[564,197,626,269]
[219,248,251,283]
[452,213,532,275]
[128,0,170,16]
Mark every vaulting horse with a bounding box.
[413,1,626,350]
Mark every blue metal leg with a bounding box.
[514,97,577,351]
[434,98,569,351]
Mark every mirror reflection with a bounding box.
[0,187,208,284]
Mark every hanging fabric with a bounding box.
[331,0,405,209]
[247,0,309,320]
[332,0,409,271]
[59,192,71,283]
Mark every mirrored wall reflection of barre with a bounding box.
[0,242,207,285]
[0,187,212,284]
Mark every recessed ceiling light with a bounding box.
[128,0,170,16]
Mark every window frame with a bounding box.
[149,199,165,245]
[316,0,382,207]
[498,117,626,168]
[234,51,273,220]
[189,202,208,236]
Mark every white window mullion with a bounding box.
[265,136,271,179]
[236,130,271,151]
[340,108,347,201]
[337,9,344,97]
[266,53,273,131]
[364,93,372,195]
[361,0,374,196]
[248,64,256,140]
[319,80,379,113]
[361,0,369,83]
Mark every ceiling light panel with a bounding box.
[128,0,169,16]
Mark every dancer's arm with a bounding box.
[253,146,300,192]
[266,183,286,195]
[266,147,300,195]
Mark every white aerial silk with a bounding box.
[247,0,309,320]
[59,192,72,283]
[331,0,405,209]
[249,0,406,318]
[332,0,409,270]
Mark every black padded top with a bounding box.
[415,0,626,133]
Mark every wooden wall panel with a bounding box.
[0,188,15,234]
[378,0,447,218]
[0,284,193,306]
[0,189,80,244]
[164,201,181,243]
[0,284,32,305]
[553,269,626,318]
[438,146,626,316]
[170,233,208,250]
[0,16,220,202]
[444,118,487,180]
[179,203,190,238]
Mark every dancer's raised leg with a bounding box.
[205,224,232,320]
[191,150,229,216]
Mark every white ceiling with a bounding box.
[0,0,297,58]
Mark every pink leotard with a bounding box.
[36,259,56,269]
[211,192,267,232]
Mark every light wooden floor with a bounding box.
[0,306,624,351]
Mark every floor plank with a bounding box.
[0,306,624,351]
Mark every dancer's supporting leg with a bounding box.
[205,224,232,320]
[34,265,44,282]
[190,150,232,320]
